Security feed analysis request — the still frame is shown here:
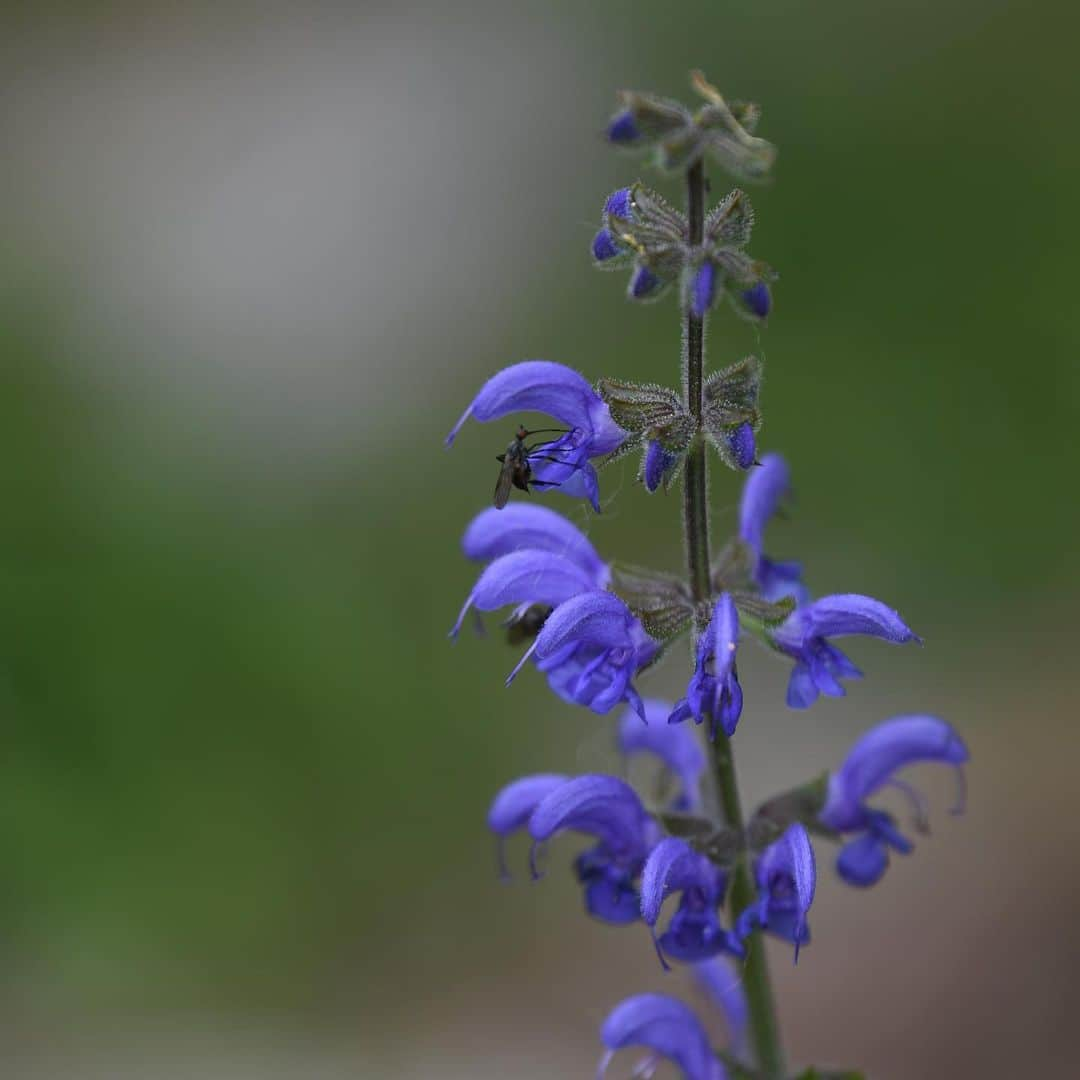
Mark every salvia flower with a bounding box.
[527,774,655,924]
[514,590,658,719]
[738,452,807,605]
[820,714,969,887]
[736,823,816,961]
[598,993,726,1080]
[641,836,743,967]
[446,360,627,511]
[770,593,920,709]
[487,773,568,878]
[669,594,743,738]
[617,699,706,813]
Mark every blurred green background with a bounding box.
[1,1,1077,1076]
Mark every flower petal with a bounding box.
[598,994,721,1080]
[528,774,648,855]
[617,700,705,811]
[487,774,569,836]
[779,594,919,648]
[738,452,790,556]
[640,837,716,927]
[461,504,608,584]
[821,714,969,830]
[451,550,597,636]
[446,360,614,446]
[836,833,889,887]
[532,590,641,660]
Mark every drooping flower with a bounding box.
[770,594,920,709]
[529,774,656,924]
[669,594,743,738]
[617,700,705,812]
[511,590,658,719]
[738,452,807,605]
[446,360,627,511]
[598,993,726,1080]
[820,714,969,887]
[486,773,569,878]
[641,836,743,968]
[736,823,816,962]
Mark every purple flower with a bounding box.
[446,360,627,511]
[738,453,807,605]
[487,773,568,878]
[450,549,600,638]
[740,282,772,319]
[642,439,682,492]
[606,111,641,145]
[669,594,743,738]
[641,837,743,968]
[598,994,725,1080]
[618,700,705,812]
[513,590,658,719]
[726,422,756,470]
[530,774,655,923]
[770,594,920,709]
[605,187,634,218]
[736,823,816,962]
[820,714,969,887]
[460,503,609,586]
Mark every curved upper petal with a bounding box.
[738,452,790,555]
[754,823,816,958]
[703,593,739,682]
[821,714,969,830]
[598,994,723,1080]
[529,774,648,855]
[640,837,718,927]
[617,700,705,811]
[451,550,598,636]
[532,590,641,660]
[446,360,626,453]
[487,774,570,836]
[775,593,919,651]
[461,504,608,584]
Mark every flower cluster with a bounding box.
[446,72,970,1078]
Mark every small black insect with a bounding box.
[493,425,580,509]
[504,603,553,645]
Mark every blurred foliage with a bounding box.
[0,0,1076,1018]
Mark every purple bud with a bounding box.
[742,282,771,319]
[604,187,633,219]
[607,111,640,144]
[592,228,620,262]
[691,261,716,318]
[727,423,755,470]
[642,440,680,492]
[630,265,661,300]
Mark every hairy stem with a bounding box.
[681,157,786,1080]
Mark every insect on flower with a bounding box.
[493,425,581,509]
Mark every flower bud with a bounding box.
[606,110,640,144]
[691,260,717,318]
[741,282,772,320]
[727,423,756,470]
[592,228,620,262]
[629,265,662,300]
[642,440,682,493]
[605,187,634,219]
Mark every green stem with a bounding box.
[681,156,787,1080]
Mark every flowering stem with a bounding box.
[682,157,787,1080]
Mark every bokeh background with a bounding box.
[2,2,1078,1076]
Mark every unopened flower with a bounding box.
[820,714,969,886]
[598,993,725,1080]
[669,594,743,738]
[736,823,816,961]
[446,360,627,511]
[770,594,920,709]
